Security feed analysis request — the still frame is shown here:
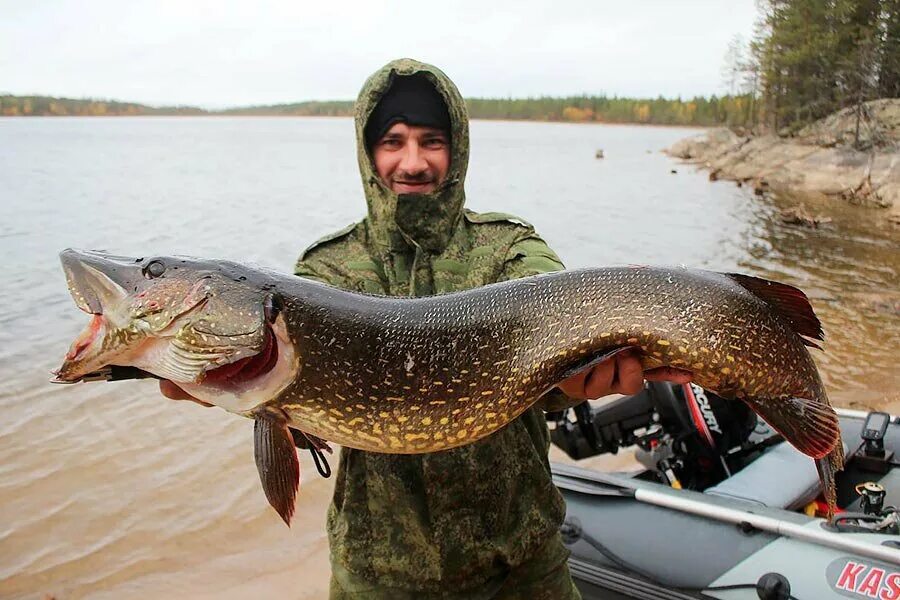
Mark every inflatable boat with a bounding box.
[549,383,900,599]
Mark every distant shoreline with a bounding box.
[0,112,710,129]
[0,93,751,128]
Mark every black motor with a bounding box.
[549,382,759,490]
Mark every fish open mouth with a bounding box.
[53,310,113,382]
[65,313,104,362]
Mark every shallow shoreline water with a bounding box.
[665,101,900,222]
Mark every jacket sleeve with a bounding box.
[293,222,364,290]
[294,256,340,286]
[498,232,584,412]
[497,233,565,281]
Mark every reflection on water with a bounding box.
[0,117,896,599]
[735,192,900,411]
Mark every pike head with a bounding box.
[53,249,297,414]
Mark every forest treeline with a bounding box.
[0,94,757,127]
[0,95,205,117]
[728,0,899,133]
[4,0,897,132]
[221,96,758,125]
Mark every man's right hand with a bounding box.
[557,350,692,400]
[159,380,214,407]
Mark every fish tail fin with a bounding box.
[815,444,845,521]
[744,395,844,521]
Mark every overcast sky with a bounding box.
[1,0,758,108]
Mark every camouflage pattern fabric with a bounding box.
[295,58,581,599]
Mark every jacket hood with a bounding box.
[355,58,469,254]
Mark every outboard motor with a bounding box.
[550,382,759,490]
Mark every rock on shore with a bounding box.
[666,99,900,220]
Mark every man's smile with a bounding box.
[392,179,437,193]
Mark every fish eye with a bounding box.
[144,260,166,279]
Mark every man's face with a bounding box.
[372,122,450,194]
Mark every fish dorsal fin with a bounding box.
[725,273,824,349]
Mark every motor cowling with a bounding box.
[681,383,757,455]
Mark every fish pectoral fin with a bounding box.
[556,345,639,383]
[254,412,300,527]
[743,396,840,459]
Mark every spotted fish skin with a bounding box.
[275,267,836,456]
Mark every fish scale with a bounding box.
[55,250,844,524]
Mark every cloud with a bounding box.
[1,0,758,107]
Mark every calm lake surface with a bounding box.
[1,117,897,599]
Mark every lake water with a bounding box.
[1,117,897,599]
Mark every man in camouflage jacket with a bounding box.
[292,58,587,599]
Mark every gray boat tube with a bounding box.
[632,408,900,565]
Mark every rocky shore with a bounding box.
[666,99,900,221]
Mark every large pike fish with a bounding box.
[54,249,844,524]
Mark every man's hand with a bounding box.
[557,350,692,400]
[159,380,214,407]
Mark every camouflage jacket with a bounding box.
[294,58,575,595]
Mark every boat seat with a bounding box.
[704,440,843,510]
